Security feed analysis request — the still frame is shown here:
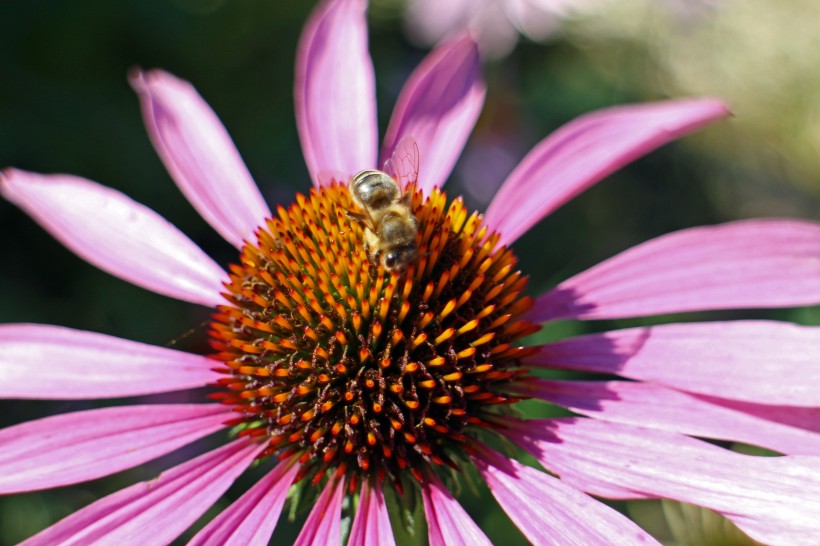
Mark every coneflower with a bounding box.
[2,0,819,544]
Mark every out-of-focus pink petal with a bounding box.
[504,0,568,40]
[21,438,264,546]
[519,379,820,455]
[0,404,231,494]
[530,220,820,322]
[348,482,396,546]
[527,320,820,406]
[130,69,271,249]
[403,0,472,47]
[0,324,221,399]
[405,0,520,58]
[474,447,660,546]
[188,456,300,546]
[293,478,345,546]
[484,99,730,246]
[381,34,485,193]
[295,0,377,185]
[0,169,226,307]
[505,418,820,546]
[422,477,492,546]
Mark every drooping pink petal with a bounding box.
[21,438,264,546]
[130,69,271,249]
[295,0,377,185]
[0,169,226,307]
[473,447,660,546]
[505,418,820,546]
[0,404,231,494]
[484,99,730,246]
[188,456,300,546]
[0,324,221,399]
[293,477,346,546]
[530,220,820,322]
[519,379,820,455]
[422,477,492,546]
[527,320,820,406]
[348,482,396,546]
[381,34,485,193]
[710,397,820,434]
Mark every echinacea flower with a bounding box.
[2,0,820,544]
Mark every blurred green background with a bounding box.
[0,0,817,544]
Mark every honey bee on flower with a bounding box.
[348,137,420,272]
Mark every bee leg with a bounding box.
[361,229,381,274]
[365,242,380,265]
[362,228,378,255]
[346,210,369,225]
[362,244,379,277]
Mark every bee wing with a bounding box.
[383,136,419,190]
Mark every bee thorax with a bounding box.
[379,211,416,242]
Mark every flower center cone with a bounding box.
[210,183,539,492]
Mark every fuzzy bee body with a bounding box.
[349,170,418,271]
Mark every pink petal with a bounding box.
[710,398,820,434]
[348,482,396,546]
[530,220,820,322]
[474,448,660,546]
[0,169,226,307]
[484,99,730,246]
[130,69,271,249]
[527,320,820,406]
[21,438,264,546]
[0,404,231,494]
[295,0,377,185]
[293,478,345,546]
[422,477,492,546]
[506,418,820,546]
[381,34,486,193]
[520,379,820,455]
[404,0,473,47]
[0,324,221,399]
[188,456,300,546]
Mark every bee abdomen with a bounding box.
[352,170,400,211]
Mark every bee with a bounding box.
[348,137,420,271]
